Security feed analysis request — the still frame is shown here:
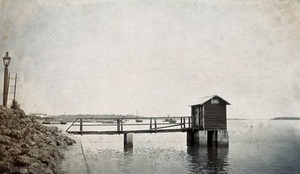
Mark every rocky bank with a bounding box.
[0,106,76,174]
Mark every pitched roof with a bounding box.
[189,95,230,106]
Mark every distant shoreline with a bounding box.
[271,117,300,120]
[227,118,247,120]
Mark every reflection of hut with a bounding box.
[187,146,229,173]
[190,95,230,130]
[188,95,230,147]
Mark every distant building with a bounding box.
[190,95,230,130]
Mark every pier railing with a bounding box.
[66,116,192,135]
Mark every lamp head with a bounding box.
[3,52,11,67]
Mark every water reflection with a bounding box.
[123,147,133,154]
[62,120,300,173]
[187,146,230,173]
[114,147,133,174]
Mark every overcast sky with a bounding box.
[0,0,299,118]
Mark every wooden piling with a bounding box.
[124,133,133,149]
[186,131,194,146]
[80,119,83,135]
[217,130,229,147]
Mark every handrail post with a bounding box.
[184,117,186,128]
[117,119,120,132]
[180,117,183,128]
[80,118,83,135]
[121,118,123,131]
[188,117,191,128]
[150,118,152,130]
[154,118,157,132]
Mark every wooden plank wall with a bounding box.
[204,99,227,130]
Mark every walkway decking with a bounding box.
[67,128,194,135]
[66,116,196,135]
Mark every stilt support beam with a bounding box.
[124,133,133,149]
[187,130,229,147]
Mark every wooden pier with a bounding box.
[66,116,193,135]
[66,95,230,148]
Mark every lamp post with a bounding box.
[3,52,11,107]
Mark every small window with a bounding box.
[211,98,219,104]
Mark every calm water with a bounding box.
[60,120,300,174]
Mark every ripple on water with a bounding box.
[60,120,300,174]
